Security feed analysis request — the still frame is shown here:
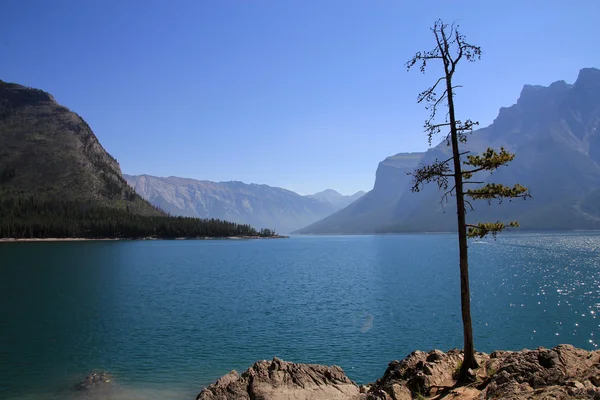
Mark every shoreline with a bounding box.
[195,344,600,399]
[0,235,289,243]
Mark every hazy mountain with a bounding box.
[124,175,362,233]
[297,68,600,233]
[0,80,160,216]
[295,152,424,233]
[305,189,366,209]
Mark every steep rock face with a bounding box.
[390,67,600,233]
[294,152,424,233]
[299,68,600,233]
[197,357,362,400]
[124,174,349,233]
[0,80,160,215]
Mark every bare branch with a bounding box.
[410,158,453,193]
[441,184,457,204]
[464,199,474,212]
[430,89,449,110]
[416,76,447,104]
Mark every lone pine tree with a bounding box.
[406,20,531,379]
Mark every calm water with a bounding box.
[1,233,599,399]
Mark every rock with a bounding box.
[567,380,586,390]
[427,349,445,363]
[537,349,558,368]
[481,344,600,399]
[367,348,476,397]
[198,345,600,400]
[196,357,363,400]
[73,371,112,391]
[390,384,412,400]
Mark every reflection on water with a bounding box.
[1,233,600,398]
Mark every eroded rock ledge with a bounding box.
[197,345,600,400]
[196,357,361,400]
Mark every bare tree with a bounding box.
[406,20,531,379]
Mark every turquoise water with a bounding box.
[1,233,599,399]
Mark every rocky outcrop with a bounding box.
[481,345,600,399]
[198,345,600,400]
[73,371,112,391]
[196,357,363,400]
[367,349,481,399]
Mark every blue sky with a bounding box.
[1,1,599,195]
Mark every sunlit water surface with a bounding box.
[1,233,599,399]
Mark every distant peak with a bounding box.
[518,84,545,100]
[575,67,600,89]
[517,79,572,105]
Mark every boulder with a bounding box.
[366,348,487,398]
[480,344,600,399]
[197,357,363,400]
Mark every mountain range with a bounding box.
[124,174,364,234]
[297,67,600,233]
[0,80,267,239]
[4,67,600,236]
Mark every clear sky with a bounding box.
[1,1,599,195]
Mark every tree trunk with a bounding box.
[445,71,479,377]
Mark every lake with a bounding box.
[1,233,599,399]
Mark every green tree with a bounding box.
[406,20,531,379]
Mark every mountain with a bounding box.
[294,152,424,233]
[297,68,600,234]
[0,80,264,239]
[0,79,159,216]
[305,189,366,209]
[123,175,363,234]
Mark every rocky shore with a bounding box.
[196,345,600,400]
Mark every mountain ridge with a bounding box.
[0,79,161,216]
[124,174,365,234]
[296,67,600,234]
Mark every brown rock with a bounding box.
[481,344,600,399]
[367,348,482,397]
[196,357,363,400]
[390,384,412,400]
[197,345,600,400]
